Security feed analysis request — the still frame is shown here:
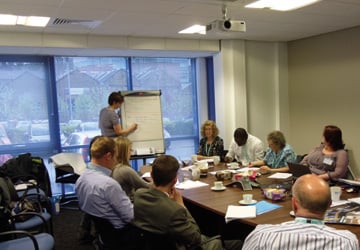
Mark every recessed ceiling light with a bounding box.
[245,0,321,11]
[179,25,206,35]
[0,14,50,27]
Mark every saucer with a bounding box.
[211,186,226,191]
[228,166,240,170]
[239,199,257,205]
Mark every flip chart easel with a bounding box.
[120,90,165,155]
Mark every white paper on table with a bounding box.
[181,165,194,171]
[268,173,293,179]
[236,167,260,172]
[225,205,256,223]
[331,200,349,207]
[175,180,209,190]
[347,197,360,205]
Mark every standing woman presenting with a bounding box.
[99,92,137,137]
[196,120,224,161]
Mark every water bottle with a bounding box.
[51,196,61,215]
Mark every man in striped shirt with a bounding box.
[242,174,359,250]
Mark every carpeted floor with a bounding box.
[52,205,94,250]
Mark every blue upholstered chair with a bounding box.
[0,230,54,250]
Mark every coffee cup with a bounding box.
[191,154,198,163]
[200,166,208,175]
[243,194,253,204]
[191,167,200,181]
[213,156,220,166]
[214,181,224,189]
[330,186,342,202]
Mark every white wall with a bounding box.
[288,26,360,177]
[213,40,289,149]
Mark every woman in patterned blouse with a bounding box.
[250,130,296,173]
[196,120,224,161]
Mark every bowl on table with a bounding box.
[262,188,286,201]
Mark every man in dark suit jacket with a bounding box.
[132,154,242,250]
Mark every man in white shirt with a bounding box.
[225,128,264,166]
[242,174,359,250]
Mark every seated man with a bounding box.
[132,154,242,250]
[75,136,134,246]
[242,174,359,249]
[225,128,264,166]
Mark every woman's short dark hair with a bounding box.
[108,92,124,105]
[267,130,286,149]
[323,125,344,150]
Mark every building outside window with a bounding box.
[0,55,201,196]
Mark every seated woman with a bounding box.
[250,130,296,173]
[300,125,348,181]
[196,120,224,161]
[111,137,150,202]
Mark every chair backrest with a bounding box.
[89,215,177,250]
[129,224,177,250]
[89,214,119,249]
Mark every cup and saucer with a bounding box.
[238,199,257,205]
[239,194,257,205]
[211,181,226,191]
[227,162,240,170]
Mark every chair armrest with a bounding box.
[0,230,39,250]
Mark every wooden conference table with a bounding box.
[141,163,360,241]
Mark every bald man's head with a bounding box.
[292,174,331,216]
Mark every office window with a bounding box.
[54,57,128,161]
[131,57,198,159]
[0,55,201,195]
[0,56,55,165]
[55,56,199,163]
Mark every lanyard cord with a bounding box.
[295,217,324,225]
[205,143,211,156]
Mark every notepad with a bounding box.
[255,200,282,215]
[225,205,256,223]
[268,173,292,179]
[175,180,209,190]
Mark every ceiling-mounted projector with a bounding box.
[206,19,246,33]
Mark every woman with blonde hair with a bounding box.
[111,137,150,202]
[196,120,224,161]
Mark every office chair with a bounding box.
[0,172,53,235]
[129,225,177,250]
[0,230,54,250]
[12,211,53,235]
[89,215,160,250]
[49,153,86,207]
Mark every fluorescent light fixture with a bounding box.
[0,14,50,27]
[245,0,321,11]
[20,16,50,27]
[0,14,17,25]
[179,25,206,35]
